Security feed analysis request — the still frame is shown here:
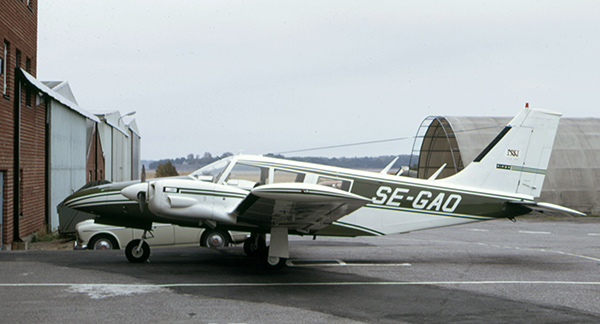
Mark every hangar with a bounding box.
[410,112,600,216]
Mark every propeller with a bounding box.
[141,165,146,182]
[138,192,146,213]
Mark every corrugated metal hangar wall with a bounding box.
[413,115,600,216]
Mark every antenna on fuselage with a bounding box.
[380,157,399,174]
[428,163,447,181]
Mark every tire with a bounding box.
[125,239,150,263]
[201,229,230,248]
[88,234,119,250]
[264,256,288,270]
[243,235,266,257]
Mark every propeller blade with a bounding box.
[138,192,146,213]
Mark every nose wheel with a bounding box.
[125,230,151,263]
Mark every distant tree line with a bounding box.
[147,152,413,172]
[155,161,179,177]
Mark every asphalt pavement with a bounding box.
[1,218,599,323]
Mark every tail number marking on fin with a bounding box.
[507,149,520,157]
[372,186,462,213]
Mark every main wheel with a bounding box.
[89,234,119,250]
[264,255,288,270]
[243,235,266,257]
[125,239,150,263]
[201,229,230,248]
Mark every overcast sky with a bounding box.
[38,1,600,160]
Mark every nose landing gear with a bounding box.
[125,230,151,263]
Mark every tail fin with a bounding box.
[439,107,561,197]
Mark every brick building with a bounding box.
[1,0,45,249]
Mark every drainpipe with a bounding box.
[45,95,51,233]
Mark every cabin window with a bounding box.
[273,169,306,184]
[225,164,268,190]
[316,176,352,191]
[190,159,230,183]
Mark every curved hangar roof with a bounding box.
[412,115,600,215]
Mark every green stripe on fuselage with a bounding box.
[496,164,546,175]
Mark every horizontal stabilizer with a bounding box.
[507,201,587,217]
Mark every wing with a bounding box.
[232,183,371,234]
[507,201,587,216]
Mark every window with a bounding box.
[316,176,352,191]
[2,41,7,95]
[190,159,230,183]
[225,164,268,190]
[273,169,306,184]
[15,49,21,68]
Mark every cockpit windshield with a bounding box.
[189,159,231,183]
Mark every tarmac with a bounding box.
[1,218,599,323]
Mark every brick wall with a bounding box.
[86,124,106,182]
[0,0,44,246]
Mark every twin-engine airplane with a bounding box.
[62,107,584,268]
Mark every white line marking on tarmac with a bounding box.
[287,260,411,267]
[466,229,489,232]
[546,250,600,262]
[588,233,600,236]
[518,231,551,235]
[478,243,600,263]
[65,284,166,299]
[1,281,600,289]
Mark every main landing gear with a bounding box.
[123,227,290,270]
[244,227,289,270]
[125,230,151,263]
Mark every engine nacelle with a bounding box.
[145,178,245,224]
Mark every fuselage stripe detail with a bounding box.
[364,204,496,220]
[496,164,547,175]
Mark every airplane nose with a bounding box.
[121,182,148,201]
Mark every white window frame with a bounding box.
[2,41,7,95]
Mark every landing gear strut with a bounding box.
[243,233,266,257]
[244,232,288,269]
[125,230,151,263]
[264,227,289,270]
